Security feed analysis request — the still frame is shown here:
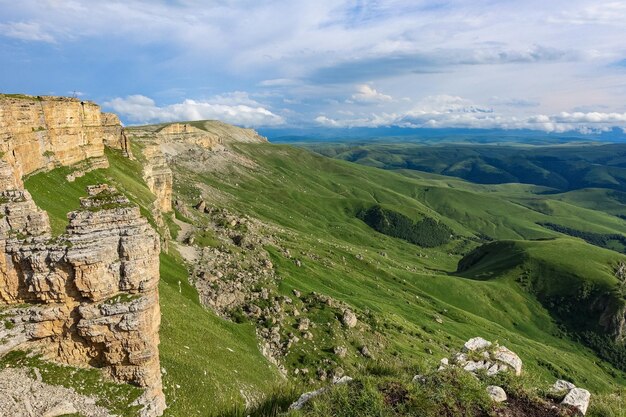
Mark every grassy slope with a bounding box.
[19,142,626,415]
[24,149,282,416]
[171,143,626,395]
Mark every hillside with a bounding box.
[1,102,626,416]
[308,142,626,193]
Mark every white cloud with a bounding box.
[105,94,285,127]
[314,95,626,133]
[0,21,55,43]
[351,84,392,103]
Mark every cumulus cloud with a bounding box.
[314,95,626,133]
[105,95,285,127]
[350,84,392,103]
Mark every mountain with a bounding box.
[307,142,626,194]
[0,95,625,416]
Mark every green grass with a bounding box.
[23,149,283,417]
[158,251,282,416]
[170,142,626,395]
[17,137,626,416]
[24,149,158,236]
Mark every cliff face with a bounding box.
[142,145,173,213]
[102,112,133,158]
[0,95,165,416]
[0,95,129,181]
[0,179,164,416]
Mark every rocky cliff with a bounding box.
[0,94,129,181]
[0,177,164,416]
[0,94,165,416]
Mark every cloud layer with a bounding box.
[106,95,284,127]
[1,0,626,133]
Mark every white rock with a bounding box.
[43,401,77,417]
[552,379,576,392]
[561,388,591,415]
[463,361,488,372]
[288,388,327,410]
[463,337,492,352]
[334,376,353,385]
[412,374,426,384]
[452,352,468,365]
[493,346,522,376]
[342,309,358,328]
[487,364,499,376]
[289,376,353,410]
[440,358,449,366]
[486,386,507,403]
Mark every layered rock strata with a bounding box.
[0,167,164,415]
[0,95,128,181]
[142,145,173,213]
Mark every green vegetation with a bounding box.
[539,222,626,254]
[24,150,284,416]
[308,142,626,193]
[176,142,626,396]
[25,149,158,235]
[358,205,453,247]
[17,134,626,417]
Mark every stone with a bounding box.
[42,401,77,417]
[561,388,591,415]
[486,386,507,403]
[195,200,206,211]
[142,145,173,213]
[298,318,310,331]
[552,379,577,393]
[0,96,117,180]
[360,345,372,358]
[412,374,426,384]
[288,376,353,410]
[463,337,492,352]
[334,346,348,358]
[493,346,523,376]
[0,185,164,416]
[341,309,358,328]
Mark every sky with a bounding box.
[1,0,626,133]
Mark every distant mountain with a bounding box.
[259,126,626,145]
[307,142,626,193]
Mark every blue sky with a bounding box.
[1,0,626,133]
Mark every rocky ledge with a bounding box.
[0,177,164,416]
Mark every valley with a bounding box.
[0,96,625,416]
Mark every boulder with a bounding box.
[493,346,522,376]
[561,388,591,415]
[486,386,507,403]
[552,379,576,393]
[341,309,358,328]
[463,337,492,352]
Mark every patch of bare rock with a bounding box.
[0,367,113,417]
[426,337,591,416]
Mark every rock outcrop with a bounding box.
[441,337,523,377]
[0,178,164,416]
[102,112,133,158]
[0,95,126,181]
[142,145,173,213]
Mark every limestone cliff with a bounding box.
[0,94,128,181]
[142,144,173,213]
[0,94,164,416]
[0,178,164,416]
[102,112,133,158]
